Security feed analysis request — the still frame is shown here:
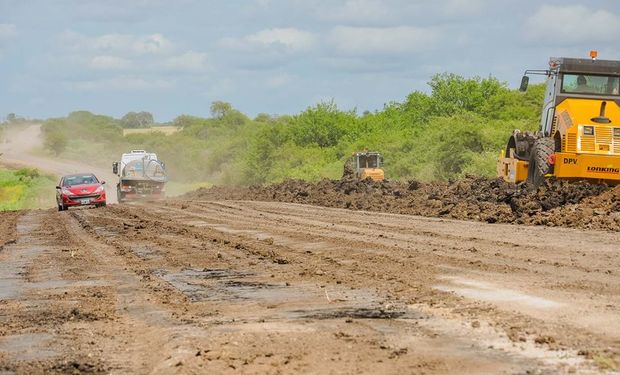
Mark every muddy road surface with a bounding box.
[1,200,619,374]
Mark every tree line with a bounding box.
[40,73,545,184]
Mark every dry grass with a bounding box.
[123,126,180,136]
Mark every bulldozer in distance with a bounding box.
[343,151,385,181]
[497,51,620,187]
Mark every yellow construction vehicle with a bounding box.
[498,51,620,187]
[343,151,385,181]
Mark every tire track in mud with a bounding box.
[162,200,620,293]
[162,200,620,364]
[2,204,616,374]
[79,203,612,373]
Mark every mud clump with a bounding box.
[0,211,21,249]
[184,176,619,231]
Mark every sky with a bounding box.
[1,0,620,122]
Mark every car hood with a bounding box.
[63,184,102,195]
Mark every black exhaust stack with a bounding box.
[591,101,611,124]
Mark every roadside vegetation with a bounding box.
[40,73,544,185]
[0,167,56,211]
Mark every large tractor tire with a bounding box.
[526,137,555,190]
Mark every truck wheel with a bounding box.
[527,137,555,190]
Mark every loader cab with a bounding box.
[356,152,382,169]
[521,56,620,136]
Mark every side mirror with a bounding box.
[112,162,118,175]
[101,181,106,185]
[55,186,61,189]
[519,75,529,92]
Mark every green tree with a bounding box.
[120,111,154,128]
[44,131,68,156]
[210,101,233,119]
[428,73,507,116]
[254,113,272,122]
[290,100,355,148]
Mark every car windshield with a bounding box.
[561,74,620,95]
[358,155,379,168]
[63,175,98,186]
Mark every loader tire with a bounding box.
[526,137,555,190]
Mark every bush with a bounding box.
[38,77,544,185]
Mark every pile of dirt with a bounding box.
[0,211,21,249]
[184,177,619,231]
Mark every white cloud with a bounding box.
[89,55,133,70]
[0,24,17,41]
[440,0,486,17]
[317,0,391,23]
[328,26,438,56]
[63,31,174,56]
[56,31,211,77]
[525,5,620,43]
[266,73,294,88]
[161,51,209,72]
[219,28,317,52]
[67,76,174,91]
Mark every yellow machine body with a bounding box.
[498,55,620,185]
[497,151,529,183]
[498,100,620,184]
[359,168,385,181]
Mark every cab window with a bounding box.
[561,74,620,95]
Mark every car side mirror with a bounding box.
[55,186,61,189]
[112,162,118,174]
[519,75,529,92]
[101,181,106,185]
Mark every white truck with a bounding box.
[112,150,167,203]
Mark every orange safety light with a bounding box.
[590,50,598,60]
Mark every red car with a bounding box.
[56,173,107,211]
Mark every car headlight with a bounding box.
[61,188,73,195]
[583,126,594,136]
[614,128,620,138]
[95,185,105,193]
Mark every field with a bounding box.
[122,126,180,137]
[0,167,56,211]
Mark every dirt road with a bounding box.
[1,199,618,374]
[0,124,118,204]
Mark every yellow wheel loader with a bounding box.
[343,151,385,181]
[498,51,620,187]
